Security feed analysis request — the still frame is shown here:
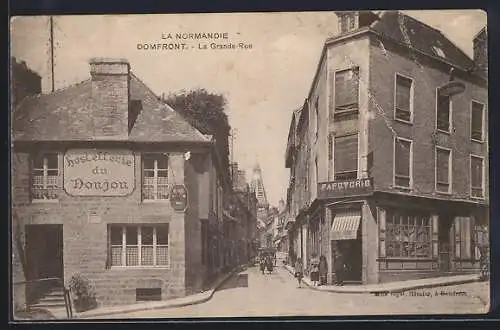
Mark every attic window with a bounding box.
[432,46,446,58]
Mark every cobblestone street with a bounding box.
[106,265,489,318]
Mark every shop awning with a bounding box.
[330,211,361,241]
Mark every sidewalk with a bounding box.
[283,264,481,294]
[75,265,243,319]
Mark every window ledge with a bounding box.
[471,138,485,144]
[436,129,451,135]
[391,185,413,192]
[377,257,436,262]
[470,195,485,201]
[109,266,171,270]
[31,199,59,204]
[142,200,170,204]
[394,118,413,125]
[435,190,452,196]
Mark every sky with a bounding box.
[10,10,486,206]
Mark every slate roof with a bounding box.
[12,73,210,143]
[370,11,474,70]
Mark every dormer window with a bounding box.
[432,46,446,58]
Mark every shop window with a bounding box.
[31,153,59,201]
[386,210,431,258]
[334,67,359,119]
[142,153,169,201]
[436,90,452,132]
[334,133,358,180]
[394,137,412,188]
[435,147,452,193]
[394,74,413,122]
[470,155,484,198]
[109,224,169,267]
[471,101,485,142]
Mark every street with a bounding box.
[106,264,489,318]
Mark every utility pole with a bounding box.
[49,16,55,92]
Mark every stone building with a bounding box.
[285,11,488,284]
[11,58,234,309]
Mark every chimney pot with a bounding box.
[89,58,130,77]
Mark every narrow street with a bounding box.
[107,264,489,318]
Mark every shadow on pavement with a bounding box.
[217,273,249,292]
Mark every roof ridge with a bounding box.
[46,78,92,95]
[130,72,210,142]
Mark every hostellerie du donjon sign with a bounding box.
[64,149,135,196]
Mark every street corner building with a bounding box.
[284,11,489,285]
[11,58,241,310]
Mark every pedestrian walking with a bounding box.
[319,255,328,286]
[294,258,304,288]
[259,254,266,274]
[309,253,320,286]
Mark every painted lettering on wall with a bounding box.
[64,149,135,196]
[317,178,373,199]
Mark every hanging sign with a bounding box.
[170,184,188,212]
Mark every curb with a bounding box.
[282,265,481,294]
[75,265,243,319]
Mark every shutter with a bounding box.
[431,215,438,258]
[454,217,461,259]
[335,68,359,108]
[395,140,410,176]
[436,149,449,183]
[378,208,386,258]
[334,134,358,173]
[396,76,411,111]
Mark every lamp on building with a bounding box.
[438,67,466,97]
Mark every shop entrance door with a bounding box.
[338,238,362,283]
[25,224,64,302]
[438,214,453,272]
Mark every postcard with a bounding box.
[10,10,489,320]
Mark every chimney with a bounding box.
[89,58,130,138]
[473,27,488,79]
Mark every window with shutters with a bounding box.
[109,224,169,267]
[386,209,431,258]
[142,153,169,201]
[334,68,359,119]
[436,89,452,132]
[394,137,412,188]
[31,153,59,201]
[435,147,452,193]
[334,133,358,180]
[394,74,413,122]
[470,155,484,198]
[471,101,485,142]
